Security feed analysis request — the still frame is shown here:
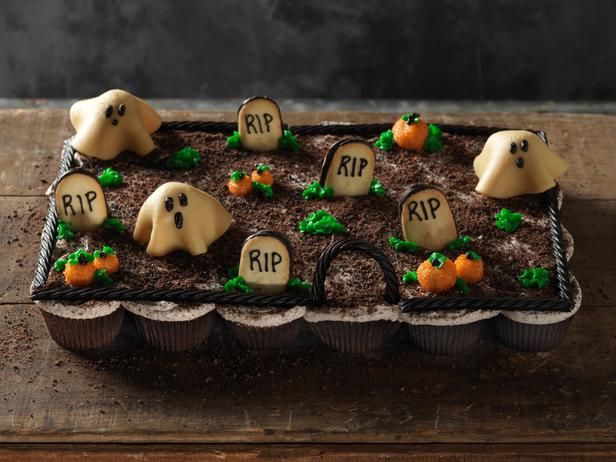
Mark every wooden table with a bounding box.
[1,109,615,461]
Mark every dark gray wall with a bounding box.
[1,0,614,100]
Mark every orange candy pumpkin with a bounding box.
[251,164,273,186]
[417,252,457,293]
[454,251,484,284]
[392,113,429,151]
[228,171,253,197]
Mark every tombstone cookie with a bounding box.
[133,182,232,257]
[70,89,162,160]
[53,169,108,232]
[237,97,284,152]
[399,185,457,251]
[319,139,376,197]
[474,130,568,199]
[238,231,292,294]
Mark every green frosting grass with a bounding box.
[224,276,253,294]
[447,235,473,250]
[495,208,524,233]
[103,217,126,233]
[252,181,274,199]
[518,267,551,289]
[278,130,301,152]
[166,147,201,170]
[455,277,470,295]
[56,219,75,241]
[287,277,312,292]
[369,178,386,197]
[402,270,418,284]
[374,129,395,151]
[94,269,113,285]
[226,130,242,149]
[388,237,418,253]
[298,210,346,235]
[302,182,334,200]
[424,123,443,152]
[98,168,123,187]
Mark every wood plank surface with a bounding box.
[1,443,616,461]
[0,109,614,458]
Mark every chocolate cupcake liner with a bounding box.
[407,321,483,355]
[133,311,216,352]
[492,315,572,352]
[309,320,400,353]
[226,318,303,350]
[40,307,125,350]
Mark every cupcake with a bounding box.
[493,276,581,352]
[217,305,305,350]
[123,302,216,352]
[401,309,498,355]
[37,301,124,350]
[304,305,401,353]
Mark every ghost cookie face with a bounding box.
[53,169,108,232]
[319,139,376,197]
[238,231,292,295]
[133,182,232,257]
[70,89,162,161]
[400,185,457,251]
[237,97,284,152]
[474,130,568,199]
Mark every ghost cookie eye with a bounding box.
[104,105,113,118]
[179,193,188,206]
[510,142,517,154]
[118,103,126,116]
[520,139,529,152]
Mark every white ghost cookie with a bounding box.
[70,89,162,160]
[238,231,292,295]
[133,182,232,257]
[474,130,568,199]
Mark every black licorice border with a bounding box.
[30,122,572,313]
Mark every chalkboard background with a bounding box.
[1,0,614,100]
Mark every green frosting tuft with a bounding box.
[402,271,418,284]
[94,269,113,285]
[374,129,395,151]
[287,277,312,292]
[429,252,447,268]
[401,113,421,124]
[369,178,387,197]
[228,265,239,278]
[455,277,470,295]
[54,258,67,272]
[518,267,551,289]
[67,249,94,266]
[447,235,473,250]
[465,250,481,261]
[278,130,301,152]
[388,237,418,253]
[94,245,116,259]
[166,147,201,170]
[230,170,246,182]
[495,208,524,233]
[56,219,75,241]
[224,276,253,294]
[424,123,443,152]
[103,217,126,233]
[98,168,123,187]
[226,130,242,149]
[298,210,346,235]
[256,164,270,174]
[302,182,334,200]
[252,181,274,199]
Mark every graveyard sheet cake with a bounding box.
[31,91,579,355]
